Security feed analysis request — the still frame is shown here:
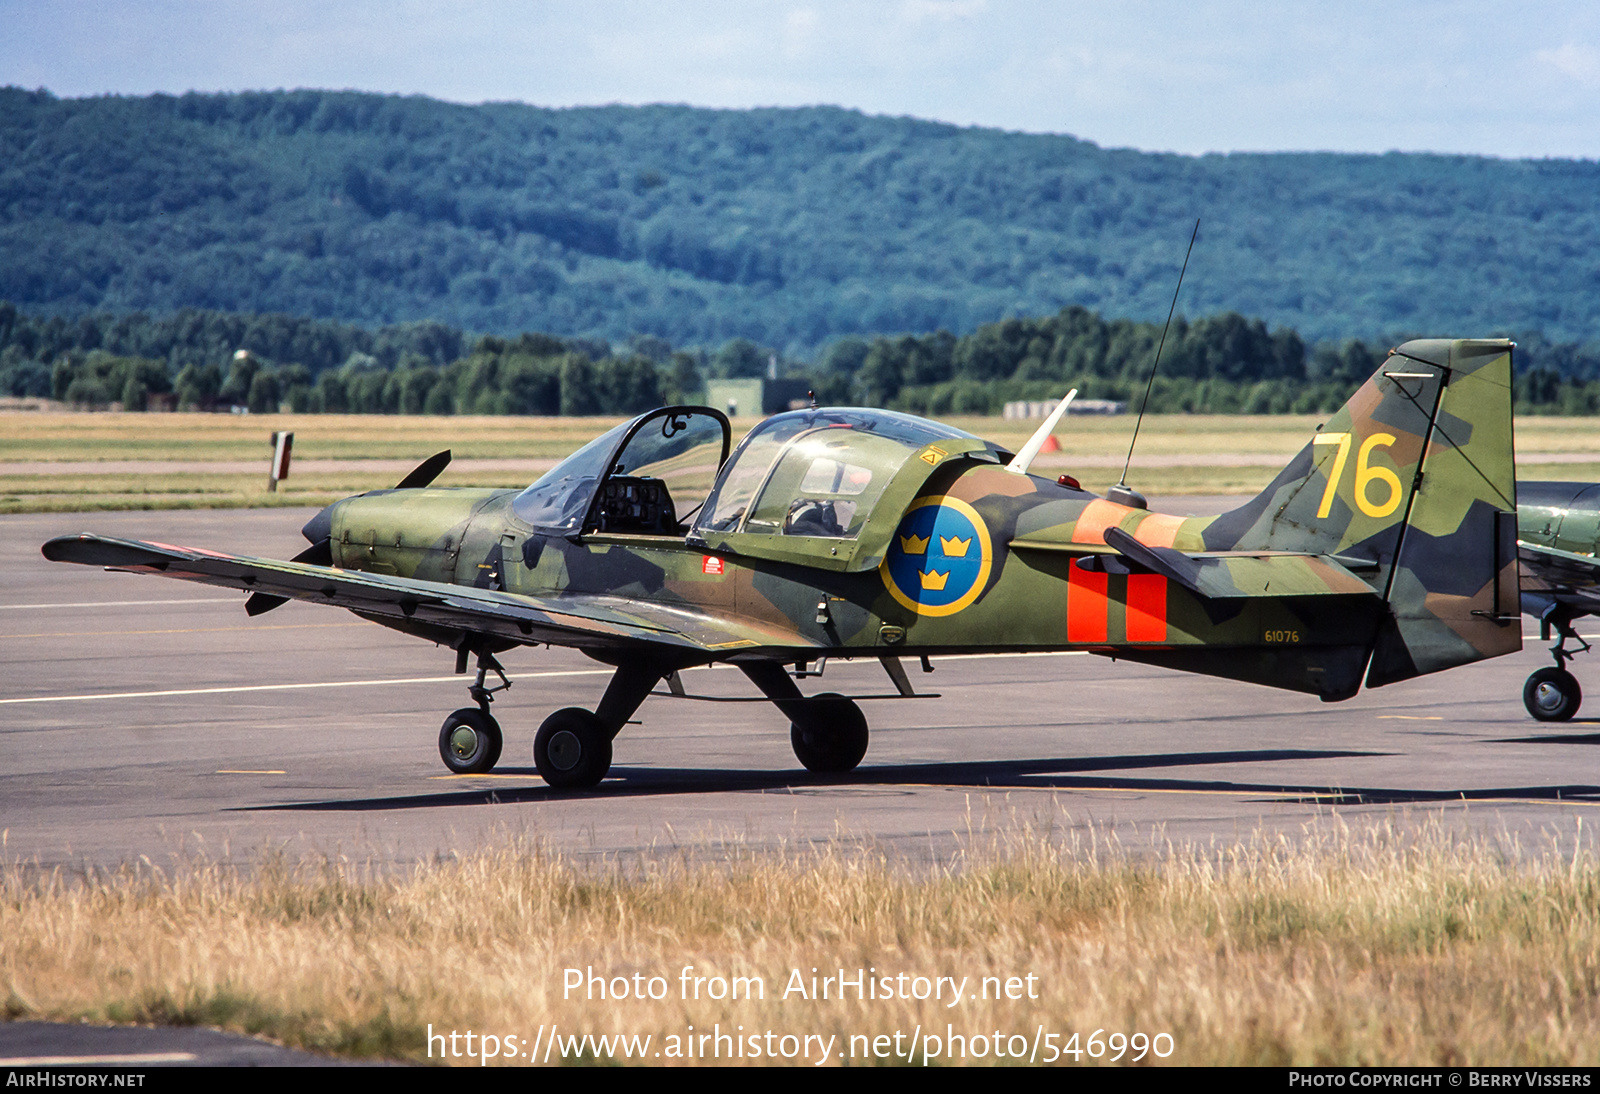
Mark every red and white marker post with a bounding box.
[267,431,294,492]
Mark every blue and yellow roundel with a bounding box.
[880,496,993,617]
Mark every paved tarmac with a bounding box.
[5,504,1600,873]
[0,1022,361,1066]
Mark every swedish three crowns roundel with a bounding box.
[880,496,993,617]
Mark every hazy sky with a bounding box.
[4,1,1598,158]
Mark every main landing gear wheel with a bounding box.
[1525,667,1582,722]
[438,707,503,773]
[535,707,612,789]
[789,693,869,774]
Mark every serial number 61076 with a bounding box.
[1264,629,1301,643]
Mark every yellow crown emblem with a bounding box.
[939,535,971,557]
[899,533,929,555]
[919,569,949,591]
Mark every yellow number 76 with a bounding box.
[1313,432,1403,519]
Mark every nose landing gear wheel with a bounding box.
[789,693,869,774]
[535,707,612,788]
[438,707,503,773]
[1525,667,1582,722]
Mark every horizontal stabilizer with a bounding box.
[1101,525,1379,601]
[1101,526,1208,596]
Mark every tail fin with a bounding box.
[1200,338,1520,687]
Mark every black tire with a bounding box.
[438,707,503,774]
[789,692,869,774]
[534,707,612,788]
[1525,667,1582,722]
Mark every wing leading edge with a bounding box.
[41,533,814,655]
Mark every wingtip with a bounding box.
[41,533,91,562]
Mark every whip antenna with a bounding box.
[1109,217,1199,510]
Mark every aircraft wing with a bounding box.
[1519,541,1600,610]
[41,533,813,655]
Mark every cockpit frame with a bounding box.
[511,405,731,538]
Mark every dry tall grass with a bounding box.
[4,814,1599,1066]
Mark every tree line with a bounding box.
[3,300,1597,416]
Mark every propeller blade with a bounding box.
[394,450,451,490]
[293,538,333,567]
[243,540,334,616]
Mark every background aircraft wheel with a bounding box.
[789,693,869,773]
[438,706,503,773]
[535,707,612,788]
[1525,667,1582,722]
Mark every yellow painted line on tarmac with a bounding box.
[0,667,616,706]
[215,769,287,775]
[1378,715,1444,720]
[4,620,366,636]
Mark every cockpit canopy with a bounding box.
[511,405,1003,552]
[512,407,731,534]
[694,408,993,541]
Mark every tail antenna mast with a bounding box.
[1110,217,1200,510]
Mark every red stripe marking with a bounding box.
[1069,498,1134,545]
[1132,512,1185,549]
[1067,563,1108,643]
[1126,573,1168,642]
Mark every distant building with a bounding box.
[704,378,814,417]
[1003,398,1126,419]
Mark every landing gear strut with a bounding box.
[1525,605,1589,722]
[437,647,511,773]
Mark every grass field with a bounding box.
[2,411,1599,514]
[3,816,1597,1066]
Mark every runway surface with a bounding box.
[5,505,1599,871]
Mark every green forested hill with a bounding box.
[3,87,1599,349]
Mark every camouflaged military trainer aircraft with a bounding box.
[43,337,1522,788]
[1515,483,1600,720]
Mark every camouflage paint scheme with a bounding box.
[43,338,1521,782]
